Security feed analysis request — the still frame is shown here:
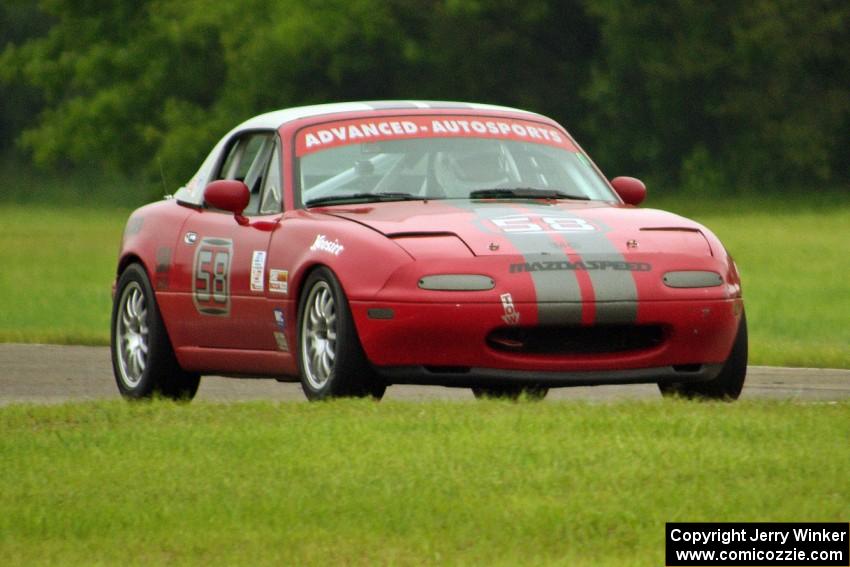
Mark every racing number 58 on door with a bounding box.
[192,237,233,316]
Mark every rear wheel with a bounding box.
[297,267,385,400]
[472,385,548,401]
[659,311,748,401]
[111,263,200,400]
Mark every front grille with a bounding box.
[487,325,666,355]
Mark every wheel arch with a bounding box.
[291,261,336,345]
[117,253,149,279]
[293,262,332,300]
[114,254,180,350]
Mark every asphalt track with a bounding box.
[1,344,848,405]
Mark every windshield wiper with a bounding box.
[469,188,590,200]
[304,192,423,207]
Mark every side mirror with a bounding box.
[204,180,250,225]
[610,176,646,206]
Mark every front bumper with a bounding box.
[376,363,724,387]
[350,298,742,384]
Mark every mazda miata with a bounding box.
[111,101,746,401]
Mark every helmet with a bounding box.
[433,142,513,196]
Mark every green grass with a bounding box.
[0,399,847,566]
[0,206,128,344]
[652,193,850,368]
[1,194,848,367]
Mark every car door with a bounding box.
[168,131,284,351]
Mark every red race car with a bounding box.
[111,101,746,401]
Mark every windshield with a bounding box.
[296,115,617,206]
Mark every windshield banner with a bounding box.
[296,115,577,156]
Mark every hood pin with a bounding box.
[489,242,500,251]
[626,239,639,249]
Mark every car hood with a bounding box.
[320,199,715,258]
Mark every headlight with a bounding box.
[418,274,495,291]
[662,271,723,288]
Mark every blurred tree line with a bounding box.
[1,0,848,196]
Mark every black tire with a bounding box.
[111,263,200,400]
[296,267,385,400]
[472,384,549,401]
[659,311,748,401]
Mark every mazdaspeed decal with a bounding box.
[250,250,266,293]
[269,269,289,294]
[310,234,344,255]
[509,260,652,273]
[192,237,233,316]
[500,293,520,326]
[296,115,576,156]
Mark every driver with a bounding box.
[433,141,516,197]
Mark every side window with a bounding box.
[215,132,275,215]
[259,138,283,214]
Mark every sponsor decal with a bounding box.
[155,247,172,273]
[500,293,520,326]
[250,250,266,293]
[155,247,172,290]
[310,234,344,256]
[509,260,652,273]
[269,269,289,294]
[296,115,576,156]
[273,331,289,352]
[491,214,596,234]
[273,308,285,330]
[192,237,233,316]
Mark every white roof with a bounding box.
[177,101,551,203]
[234,100,543,131]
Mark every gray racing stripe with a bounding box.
[556,213,638,324]
[459,203,584,325]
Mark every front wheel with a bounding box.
[659,311,748,401]
[297,267,385,400]
[111,263,200,400]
